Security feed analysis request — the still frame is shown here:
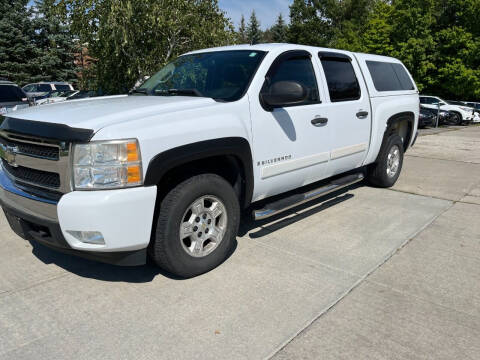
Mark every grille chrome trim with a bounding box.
[0,131,72,194]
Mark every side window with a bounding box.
[366,61,414,92]
[38,84,52,92]
[319,56,361,102]
[420,97,427,104]
[263,54,320,106]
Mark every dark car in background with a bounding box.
[419,106,435,127]
[421,105,455,126]
[0,80,30,116]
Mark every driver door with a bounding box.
[250,50,332,201]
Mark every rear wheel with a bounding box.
[149,174,240,278]
[367,134,404,188]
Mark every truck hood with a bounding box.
[8,95,218,132]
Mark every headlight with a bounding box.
[460,106,472,112]
[73,139,142,190]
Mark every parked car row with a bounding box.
[0,80,101,117]
[419,95,480,128]
[0,80,31,115]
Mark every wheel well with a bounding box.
[384,112,415,152]
[155,155,247,209]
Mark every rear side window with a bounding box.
[0,85,26,102]
[366,61,414,92]
[320,56,361,102]
[55,84,71,92]
[38,84,52,92]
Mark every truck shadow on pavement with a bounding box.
[239,186,358,239]
[28,182,362,283]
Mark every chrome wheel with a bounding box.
[179,195,228,258]
[386,145,400,178]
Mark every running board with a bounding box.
[253,173,364,221]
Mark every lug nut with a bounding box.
[198,232,202,237]
[195,217,200,222]
[202,214,207,219]
[205,228,209,234]
[193,226,198,232]
[207,219,212,225]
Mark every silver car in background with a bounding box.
[22,82,74,100]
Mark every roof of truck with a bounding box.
[186,43,402,63]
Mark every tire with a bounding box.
[149,174,240,278]
[452,112,462,125]
[367,134,404,188]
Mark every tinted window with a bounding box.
[55,84,71,92]
[320,57,360,102]
[264,56,319,105]
[38,84,52,92]
[366,61,414,91]
[392,63,414,90]
[0,85,26,102]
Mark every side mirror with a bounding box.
[261,81,308,109]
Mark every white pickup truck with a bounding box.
[0,44,419,277]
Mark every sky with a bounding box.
[27,0,293,30]
[218,0,293,30]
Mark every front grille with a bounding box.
[2,160,60,188]
[17,142,59,160]
[0,136,59,160]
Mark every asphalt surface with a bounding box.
[1,126,479,359]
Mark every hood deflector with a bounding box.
[0,117,94,142]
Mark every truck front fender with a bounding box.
[144,137,254,208]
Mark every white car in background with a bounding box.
[420,95,475,124]
[35,90,80,106]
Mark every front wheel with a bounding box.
[367,134,404,188]
[149,174,240,278]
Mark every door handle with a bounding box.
[311,117,328,126]
[356,111,369,119]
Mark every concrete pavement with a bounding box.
[1,127,479,359]
[274,126,480,359]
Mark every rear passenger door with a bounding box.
[314,52,371,177]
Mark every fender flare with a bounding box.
[144,137,254,208]
[385,111,415,150]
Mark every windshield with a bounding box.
[138,50,267,101]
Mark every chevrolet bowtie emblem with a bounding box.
[0,144,19,167]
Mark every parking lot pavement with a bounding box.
[0,127,479,360]
[274,126,480,359]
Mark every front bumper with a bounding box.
[0,168,157,266]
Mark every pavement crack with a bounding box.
[0,272,71,299]
[266,201,454,360]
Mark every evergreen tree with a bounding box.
[0,0,39,84]
[32,0,78,84]
[247,10,262,45]
[271,13,288,43]
[237,15,248,43]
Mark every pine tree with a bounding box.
[0,0,39,84]
[271,13,288,42]
[32,0,78,84]
[247,10,262,45]
[237,15,248,43]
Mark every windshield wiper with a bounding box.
[155,88,205,97]
[130,88,149,95]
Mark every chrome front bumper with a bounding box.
[0,166,58,221]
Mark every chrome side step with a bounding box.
[253,173,364,221]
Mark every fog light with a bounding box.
[67,230,105,245]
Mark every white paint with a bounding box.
[58,186,157,252]
[331,143,368,160]
[262,152,330,179]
